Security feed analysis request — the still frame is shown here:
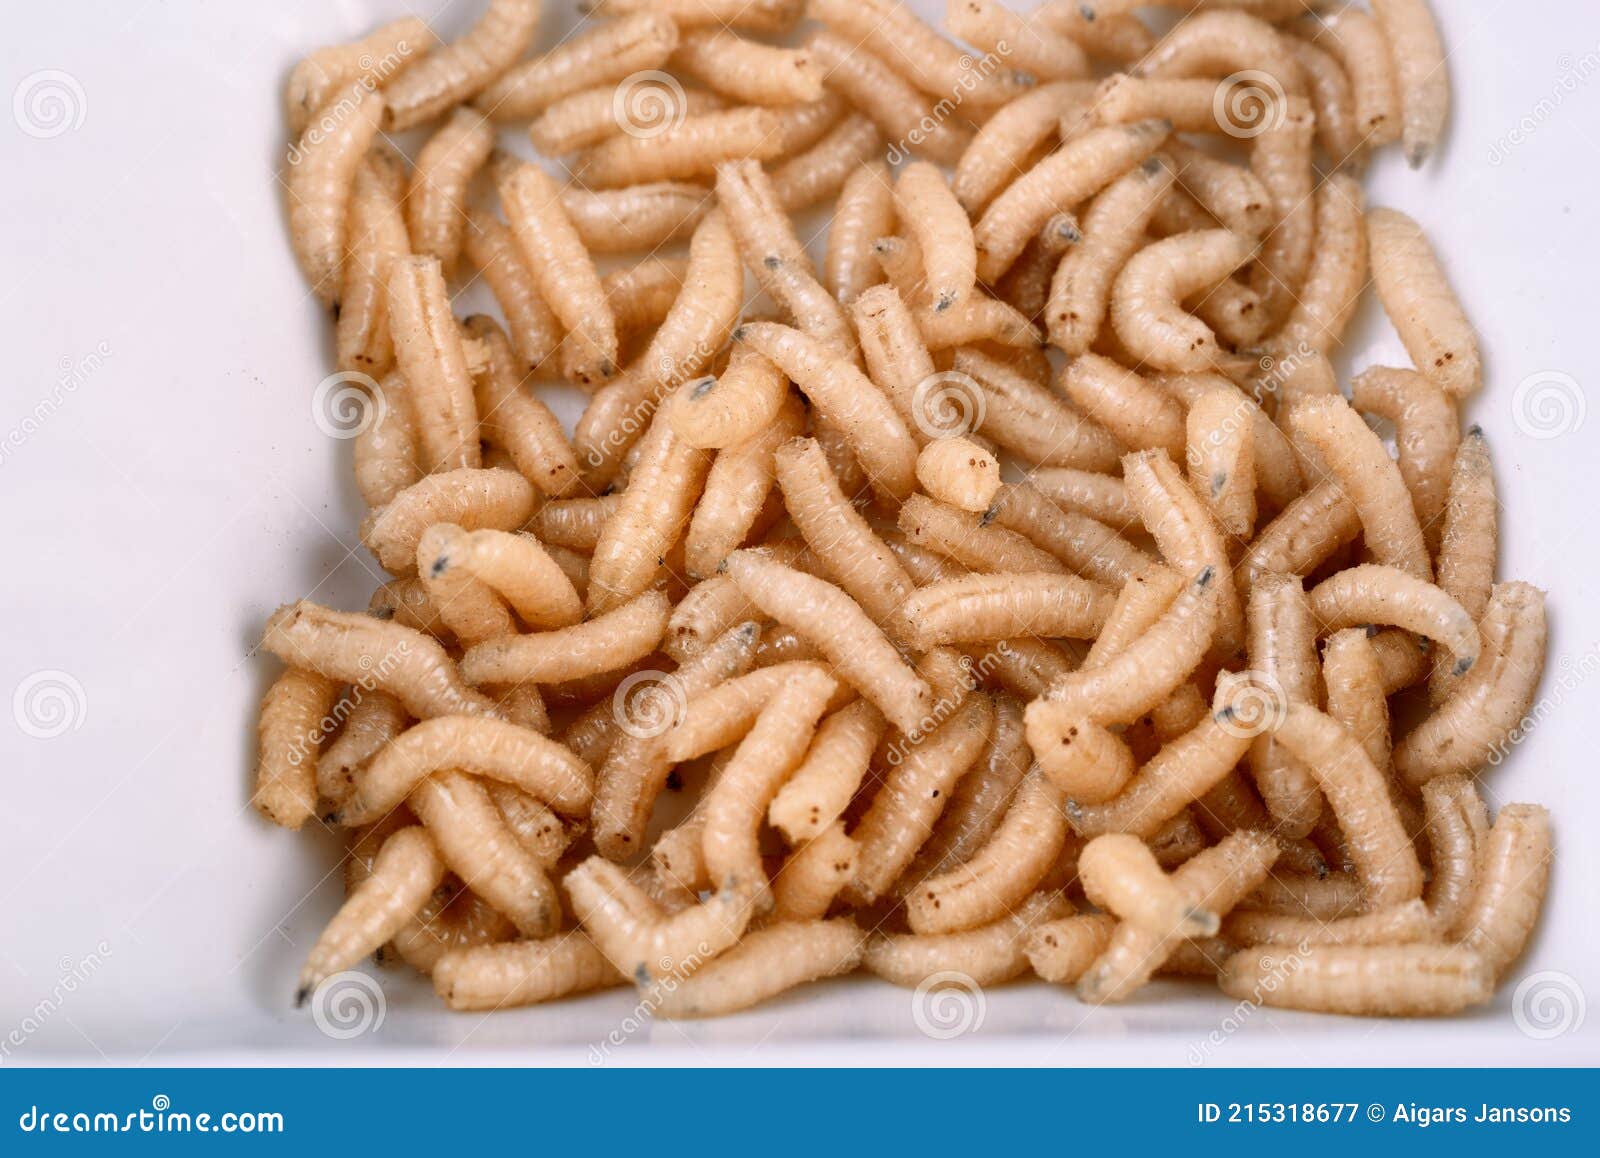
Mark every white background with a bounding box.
[1,1,1597,1065]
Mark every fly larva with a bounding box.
[352,372,420,509]
[1163,142,1275,238]
[827,161,897,304]
[1277,173,1366,356]
[845,693,998,906]
[360,467,535,575]
[672,26,826,106]
[775,437,919,640]
[1219,943,1492,1016]
[460,589,671,688]
[1234,480,1361,599]
[581,0,803,34]
[1026,912,1116,984]
[1064,703,1257,837]
[895,162,976,313]
[1394,582,1547,786]
[1248,96,1316,328]
[1296,5,1399,148]
[648,919,865,1018]
[1025,468,1136,527]
[476,13,679,122]
[683,392,803,578]
[432,931,622,1010]
[770,114,884,212]
[1243,572,1322,836]
[906,772,1071,935]
[253,667,341,829]
[1046,157,1175,355]
[975,120,1172,283]
[336,714,593,827]
[263,602,500,720]
[703,667,839,902]
[1035,1,1155,63]
[715,161,852,353]
[1080,832,1221,938]
[1085,563,1185,670]
[734,322,918,503]
[1435,428,1496,623]
[994,212,1083,325]
[1287,394,1432,580]
[1285,35,1359,161]
[1306,563,1479,674]
[368,577,454,645]
[985,481,1152,587]
[409,770,560,938]
[464,317,582,500]
[284,18,433,134]
[725,550,933,735]
[1322,628,1391,774]
[901,572,1115,650]
[1124,449,1243,656]
[529,85,725,156]
[1371,0,1448,167]
[558,183,713,256]
[417,523,515,646]
[381,0,539,129]
[1092,76,1258,135]
[1077,829,1279,1004]
[1041,564,1220,725]
[963,350,1126,472]
[565,856,754,984]
[1110,229,1256,373]
[808,0,1028,113]
[898,494,1068,577]
[588,414,713,612]
[663,541,812,662]
[1367,206,1482,398]
[952,82,1096,215]
[317,690,409,806]
[572,107,785,189]
[1137,9,1306,95]
[1191,276,1267,352]
[916,438,1002,514]
[526,495,622,553]
[914,287,1044,352]
[865,892,1069,988]
[497,161,617,389]
[664,662,849,762]
[1454,803,1551,980]
[803,31,973,167]
[462,209,562,369]
[771,823,860,923]
[297,826,445,1002]
[947,0,1090,80]
[1225,897,1436,949]
[407,109,493,273]
[385,256,482,472]
[389,884,518,976]
[336,148,409,376]
[287,79,384,305]
[1062,353,1187,460]
[768,701,887,845]
[1421,774,1489,935]
[1186,386,1258,538]
[1267,703,1425,906]
[489,782,582,864]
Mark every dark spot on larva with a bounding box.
[979,504,999,526]
[1210,471,1228,498]
[930,789,940,798]
[1079,3,1094,20]
[1468,424,1484,438]
[1196,565,1215,588]
[1364,623,1379,637]
[634,963,652,986]
[430,554,450,578]
[1453,654,1475,677]
[690,376,716,398]
[763,255,782,270]
[330,302,341,321]
[732,325,749,342]
[665,769,684,791]
[372,605,395,620]
[293,985,311,1009]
